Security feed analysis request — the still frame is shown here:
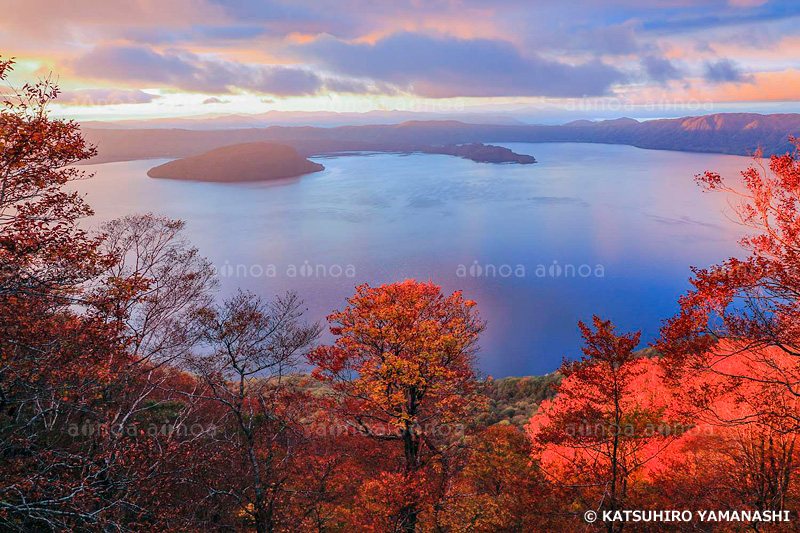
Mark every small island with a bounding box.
[418,143,536,164]
[147,142,325,182]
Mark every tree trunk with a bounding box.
[400,418,421,532]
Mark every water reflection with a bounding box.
[70,142,750,377]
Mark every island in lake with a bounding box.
[147,142,325,182]
[419,143,536,164]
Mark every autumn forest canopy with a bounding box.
[2,57,800,532]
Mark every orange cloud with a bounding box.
[623,68,800,105]
[694,69,800,102]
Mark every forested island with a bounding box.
[147,142,325,182]
[419,143,536,164]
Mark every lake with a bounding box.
[71,142,750,377]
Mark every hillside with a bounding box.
[477,373,562,427]
[146,142,325,182]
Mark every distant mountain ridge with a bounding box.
[81,110,527,130]
[81,112,800,165]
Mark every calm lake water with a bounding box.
[71,142,751,377]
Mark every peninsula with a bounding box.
[419,143,536,164]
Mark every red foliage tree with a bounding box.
[528,317,685,531]
[656,139,800,523]
[660,139,800,426]
[650,341,800,524]
[0,59,220,531]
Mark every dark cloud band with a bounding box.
[296,32,624,98]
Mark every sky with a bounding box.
[2,0,800,122]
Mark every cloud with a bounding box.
[565,23,645,55]
[322,77,400,95]
[322,77,372,94]
[120,24,272,45]
[728,0,768,5]
[642,56,682,83]
[0,0,223,52]
[684,68,800,102]
[206,0,369,38]
[69,44,323,96]
[704,58,753,83]
[297,32,623,97]
[643,1,799,33]
[584,24,643,55]
[54,88,160,105]
[6,0,797,107]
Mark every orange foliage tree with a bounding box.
[308,280,485,531]
[436,425,550,532]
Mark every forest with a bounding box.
[1,58,799,532]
